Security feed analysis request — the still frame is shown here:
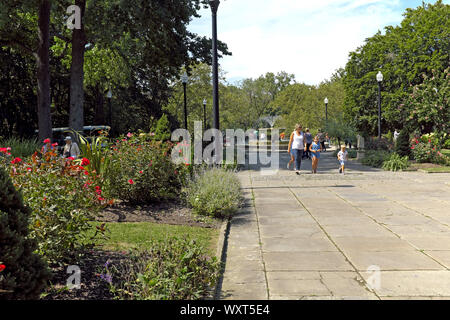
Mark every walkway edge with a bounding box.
[213,216,231,300]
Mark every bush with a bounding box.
[395,129,411,158]
[410,137,439,163]
[5,150,106,264]
[152,114,172,142]
[101,238,219,300]
[105,134,185,205]
[361,150,390,168]
[0,166,51,299]
[382,153,410,171]
[184,168,242,218]
[365,137,392,151]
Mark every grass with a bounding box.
[420,167,450,173]
[89,222,219,255]
[0,137,40,158]
[441,149,450,158]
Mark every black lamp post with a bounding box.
[203,99,207,129]
[106,89,112,127]
[324,97,328,128]
[209,0,220,131]
[376,71,383,139]
[181,72,188,130]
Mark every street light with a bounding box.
[181,72,189,130]
[203,99,207,129]
[106,89,112,127]
[209,0,220,131]
[376,71,383,139]
[324,97,329,127]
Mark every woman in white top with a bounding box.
[62,136,81,159]
[287,124,307,174]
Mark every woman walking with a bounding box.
[287,124,306,175]
[309,136,322,174]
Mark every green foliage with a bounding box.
[75,130,111,181]
[184,168,242,218]
[361,150,390,168]
[102,238,219,300]
[0,137,40,158]
[6,151,106,264]
[382,153,410,171]
[365,137,393,151]
[403,68,449,135]
[333,149,357,159]
[410,138,440,163]
[343,1,450,135]
[0,166,51,299]
[105,134,185,205]
[151,114,172,142]
[395,129,412,157]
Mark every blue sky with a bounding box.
[188,0,449,85]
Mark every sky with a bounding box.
[188,0,448,85]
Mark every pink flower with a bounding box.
[43,138,51,144]
[128,179,134,185]
[52,142,58,147]
[127,132,133,138]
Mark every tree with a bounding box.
[395,128,411,157]
[0,167,51,299]
[343,1,449,135]
[0,0,53,140]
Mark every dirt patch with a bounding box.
[96,201,222,229]
[42,250,127,300]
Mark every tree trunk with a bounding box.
[37,0,52,141]
[69,0,86,133]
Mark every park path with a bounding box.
[219,146,450,300]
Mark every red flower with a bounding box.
[128,179,134,185]
[84,170,89,176]
[11,157,22,164]
[97,197,105,201]
[96,189,102,195]
[67,157,75,161]
[139,171,143,174]
[52,142,58,147]
[43,138,51,144]
[81,158,90,166]
[0,264,5,272]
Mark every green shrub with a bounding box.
[152,114,172,142]
[365,137,392,151]
[395,129,411,157]
[105,134,185,205]
[101,238,219,300]
[0,166,51,299]
[0,137,40,158]
[6,151,105,264]
[382,153,410,171]
[411,138,439,163]
[361,150,390,168]
[184,168,242,218]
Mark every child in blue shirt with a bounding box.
[309,136,322,174]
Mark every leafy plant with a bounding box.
[0,166,51,299]
[103,238,219,300]
[365,137,393,151]
[6,150,107,264]
[0,137,40,158]
[184,168,242,218]
[382,153,410,171]
[105,133,186,205]
[410,137,440,163]
[361,150,390,168]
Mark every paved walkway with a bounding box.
[220,146,450,300]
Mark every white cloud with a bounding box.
[188,0,428,85]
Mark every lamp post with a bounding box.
[376,71,383,139]
[181,72,188,130]
[209,0,220,131]
[106,89,112,127]
[324,97,328,128]
[203,99,207,129]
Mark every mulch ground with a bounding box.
[95,201,222,229]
